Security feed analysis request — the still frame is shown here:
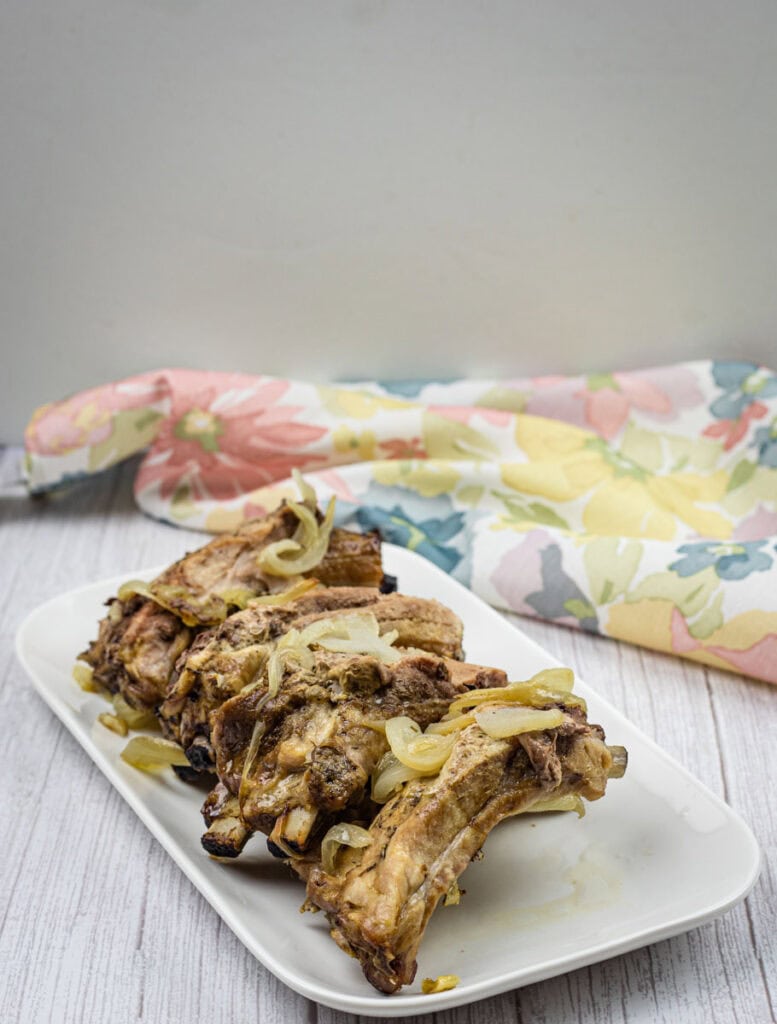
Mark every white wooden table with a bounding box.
[1,447,774,1024]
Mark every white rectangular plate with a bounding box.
[16,544,760,1017]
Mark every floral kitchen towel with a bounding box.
[24,361,777,684]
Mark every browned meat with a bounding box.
[160,590,465,769]
[205,651,505,856]
[305,706,622,994]
[149,507,384,627]
[83,595,192,709]
[81,504,386,713]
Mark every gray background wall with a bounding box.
[2,1,776,440]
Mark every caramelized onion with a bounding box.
[248,578,320,606]
[371,752,423,803]
[474,704,565,739]
[421,975,460,994]
[98,712,128,737]
[321,822,372,874]
[257,495,336,577]
[72,661,97,692]
[116,579,153,602]
[112,693,157,730]
[385,716,456,773]
[529,794,585,817]
[120,736,189,771]
[292,467,318,507]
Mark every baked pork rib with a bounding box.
[204,648,505,858]
[162,588,465,770]
[81,503,386,714]
[305,705,626,994]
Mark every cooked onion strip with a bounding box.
[443,881,461,906]
[321,822,372,874]
[112,693,157,730]
[72,661,97,692]
[528,794,585,817]
[239,698,270,802]
[474,704,565,739]
[248,578,320,606]
[120,736,189,771]
[292,467,318,507]
[216,586,259,611]
[258,495,337,577]
[422,975,460,994]
[98,712,128,737]
[371,752,423,803]
[424,712,477,736]
[117,579,153,602]
[446,670,585,717]
[385,716,456,773]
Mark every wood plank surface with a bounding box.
[0,447,774,1024]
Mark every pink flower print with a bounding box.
[136,377,327,501]
[378,436,427,459]
[580,372,673,440]
[25,372,167,456]
[702,401,768,451]
[428,404,511,428]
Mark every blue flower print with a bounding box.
[375,379,450,399]
[356,504,465,574]
[345,484,470,576]
[669,540,773,581]
[709,362,777,420]
[750,421,777,468]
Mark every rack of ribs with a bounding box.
[203,645,505,858]
[80,501,387,715]
[161,589,465,772]
[305,703,626,994]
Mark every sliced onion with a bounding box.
[425,712,476,736]
[371,752,423,803]
[239,696,270,802]
[524,667,575,691]
[321,822,372,874]
[528,794,585,817]
[266,649,284,699]
[98,712,128,737]
[120,735,189,771]
[385,716,456,773]
[72,661,97,692]
[117,579,153,602]
[421,975,460,994]
[258,496,337,577]
[443,880,461,906]
[150,583,219,626]
[446,676,584,717]
[310,613,400,664]
[474,704,565,739]
[248,578,320,606]
[112,693,157,730]
[292,467,318,507]
[217,586,259,610]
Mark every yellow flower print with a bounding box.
[422,413,498,460]
[583,471,731,540]
[318,386,412,419]
[174,407,224,452]
[509,417,733,540]
[583,536,643,604]
[373,458,461,498]
[515,414,594,460]
[333,425,377,461]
